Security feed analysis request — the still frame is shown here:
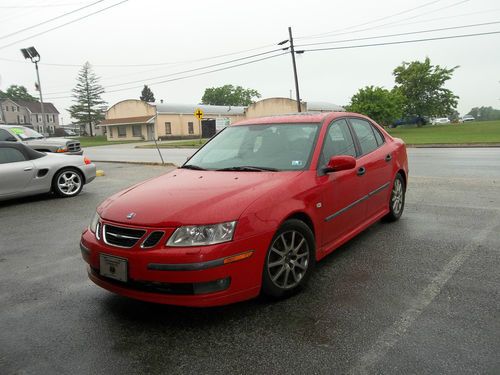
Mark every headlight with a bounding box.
[56,146,68,153]
[167,221,236,247]
[89,212,100,233]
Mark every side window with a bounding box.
[372,126,385,146]
[320,119,356,166]
[0,148,26,164]
[350,118,379,155]
[0,129,16,141]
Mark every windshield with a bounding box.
[185,123,319,171]
[10,127,44,140]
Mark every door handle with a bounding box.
[385,154,392,162]
[24,167,33,171]
[357,167,366,176]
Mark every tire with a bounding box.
[262,219,315,298]
[383,173,405,222]
[52,168,84,198]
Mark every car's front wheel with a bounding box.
[262,219,315,298]
[53,168,83,198]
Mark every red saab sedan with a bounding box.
[80,112,408,307]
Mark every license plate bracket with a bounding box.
[100,254,127,282]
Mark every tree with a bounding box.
[467,106,500,121]
[140,85,155,102]
[68,62,106,137]
[0,84,37,101]
[393,57,458,125]
[346,86,405,126]
[201,84,261,106]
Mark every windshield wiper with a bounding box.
[181,164,206,170]
[216,166,279,172]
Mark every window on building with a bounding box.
[16,106,19,111]
[46,114,50,123]
[109,127,113,138]
[118,126,126,138]
[188,122,194,134]
[52,114,56,123]
[165,122,171,134]
[32,115,36,123]
[132,125,142,137]
[37,114,42,122]
[4,106,8,111]
[12,106,16,112]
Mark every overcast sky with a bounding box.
[1,0,499,123]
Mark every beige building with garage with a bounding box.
[99,98,344,141]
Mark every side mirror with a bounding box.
[323,155,356,173]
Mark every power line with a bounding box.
[0,0,105,41]
[301,30,500,53]
[0,2,89,8]
[43,48,283,95]
[295,21,500,48]
[298,0,470,41]
[296,0,443,40]
[44,52,288,100]
[0,0,129,50]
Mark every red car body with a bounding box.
[80,112,408,307]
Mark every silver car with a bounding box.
[0,125,83,155]
[0,141,96,201]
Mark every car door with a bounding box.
[0,146,36,197]
[317,119,366,250]
[348,118,393,220]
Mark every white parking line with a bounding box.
[349,215,498,375]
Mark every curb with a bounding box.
[92,160,178,167]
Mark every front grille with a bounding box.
[67,142,81,152]
[103,224,146,248]
[141,231,164,248]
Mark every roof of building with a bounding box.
[306,101,345,112]
[100,115,155,126]
[155,103,246,116]
[1,99,60,114]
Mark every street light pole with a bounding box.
[288,26,302,112]
[20,46,47,134]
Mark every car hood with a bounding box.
[99,169,303,227]
[25,137,77,146]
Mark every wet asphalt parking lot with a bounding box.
[1,149,499,375]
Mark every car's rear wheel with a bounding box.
[53,168,83,198]
[384,173,405,222]
[262,219,315,298]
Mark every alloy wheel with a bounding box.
[57,171,82,196]
[267,230,310,290]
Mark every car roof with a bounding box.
[232,111,367,126]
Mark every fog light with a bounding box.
[193,277,231,294]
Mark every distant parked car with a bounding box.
[0,125,82,155]
[431,117,451,125]
[461,115,475,122]
[391,116,428,127]
[0,142,96,201]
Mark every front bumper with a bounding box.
[80,226,272,307]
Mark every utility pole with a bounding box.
[279,28,303,112]
[288,26,301,112]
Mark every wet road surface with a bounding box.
[1,157,499,374]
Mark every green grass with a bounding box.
[386,120,500,145]
[78,136,141,147]
[136,139,208,149]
